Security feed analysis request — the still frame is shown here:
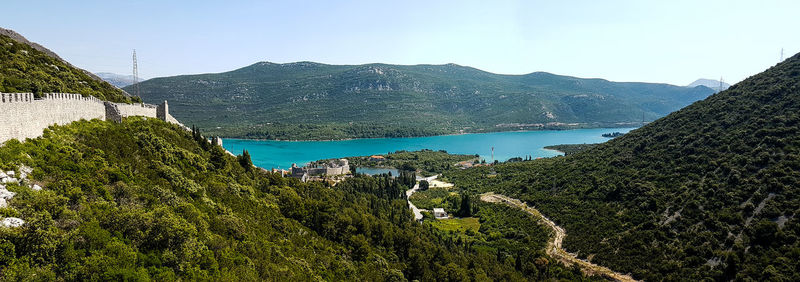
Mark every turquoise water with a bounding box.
[223,128,636,169]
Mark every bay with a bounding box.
[223,128,636,169]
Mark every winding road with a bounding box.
[406,175,439,221]
[480,192,637,282]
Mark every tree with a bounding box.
[457,193,472,217]
[238,149,253,171]
[419,180,429,191]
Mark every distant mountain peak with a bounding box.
[687,78,730,91]
[282,61,326,67]
[95,72,140,88]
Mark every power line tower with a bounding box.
[780,48,784,62]
[719,76,724,92]
[132,49,140,99]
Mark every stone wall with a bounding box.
[0,93,105,143]
[0,93,185,144]
[117,103,157,119]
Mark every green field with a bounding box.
[430,217,481,234]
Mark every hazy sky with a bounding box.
[4,0,799,85]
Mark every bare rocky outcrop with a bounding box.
[0,165,44,228]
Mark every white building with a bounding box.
[433,208,448,219]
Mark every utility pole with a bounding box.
[132,49,140,99]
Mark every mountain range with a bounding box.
[3,26,800,280]
[127,62,716,140]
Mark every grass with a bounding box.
[430,217,481,234]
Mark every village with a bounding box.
[272,151,488,224]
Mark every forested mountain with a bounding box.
[446,52,800,280]
[0,28,136,103]
[127,61,714,140]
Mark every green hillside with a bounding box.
[445,53,800,280]
[128,61,713,140]
[0,32,136,103]
[0,117,596,280]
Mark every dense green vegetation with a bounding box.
[445,53,800,280]
[425,202,598,280]
[345,149,477,176]
[410,188,459,211]
[543,144,598,156]
[0,117,593,280]
[128,61,714,140]
[428,217,480,234]
[0,34,136,103]
[230,122,453,141]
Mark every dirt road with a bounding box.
[406,175,440,221]
[480,192,637,282]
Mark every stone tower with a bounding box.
[157,100,168,121]
[104,102,122,123]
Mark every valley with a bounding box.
[2,1,800,279]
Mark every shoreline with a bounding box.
[221,126,639,143]
[541,148,566,155]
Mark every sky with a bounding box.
[3,0,799,85]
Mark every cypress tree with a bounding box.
[458,193,472,217]
[238,149,253,170]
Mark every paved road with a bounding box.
[481,192,637,282]
[406,175,439,221]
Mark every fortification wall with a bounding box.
[116,103,157,118]
[165,113,187,130]
[0,93,184,144]
[0,93,105,143]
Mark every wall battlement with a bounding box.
[0,93,34,103]
[0,92,185,144]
